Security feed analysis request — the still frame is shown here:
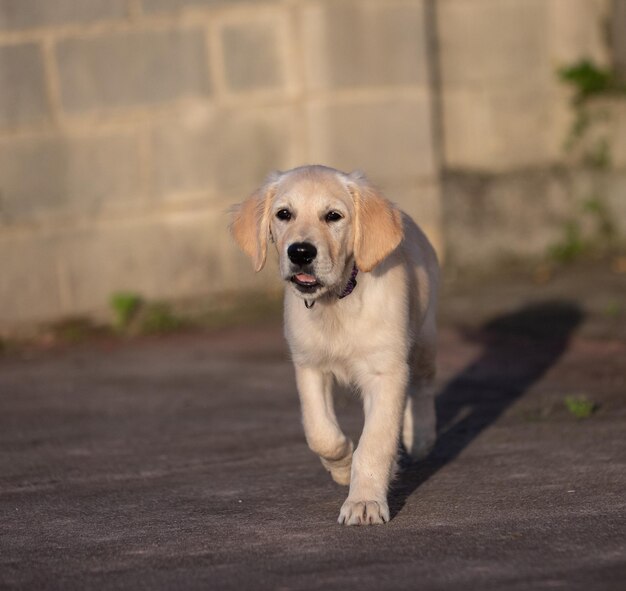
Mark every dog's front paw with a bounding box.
[338,499,390,526]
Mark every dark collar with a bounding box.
[338,264,358,299]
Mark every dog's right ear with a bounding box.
[230,173,280,272]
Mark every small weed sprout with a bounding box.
[603,301,622,318]
[564,395,597,420]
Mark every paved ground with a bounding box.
[1,263,625,590]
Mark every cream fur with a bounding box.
[231,165,439,526]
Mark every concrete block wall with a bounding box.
[301,0,441,237]
[438,0,611,171]
[0,0,624,329]
[437,0,626,267]
[0,0,441,329]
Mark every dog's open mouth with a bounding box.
[291,272,321,292]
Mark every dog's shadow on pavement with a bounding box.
[389,300,584,520]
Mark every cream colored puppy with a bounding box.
[231,165,438,525]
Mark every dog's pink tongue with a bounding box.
[295,273,316,284]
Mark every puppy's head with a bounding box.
[231,165,403,303]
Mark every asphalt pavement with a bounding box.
[1,263,625,590]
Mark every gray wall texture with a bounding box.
[0,0,625,329]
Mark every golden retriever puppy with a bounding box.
[231,165,439,525]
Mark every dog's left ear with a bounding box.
[345,172,404,272]
[230,173,280,272]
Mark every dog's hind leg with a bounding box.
[295,366,353,486]
[402,336,437,461]
[402,376,436,461]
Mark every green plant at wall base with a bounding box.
[548,220,586,263]
[547,193,618,264]
[564,395,597,420]
[110,292,142,330]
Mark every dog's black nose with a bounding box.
[288,242,317,266]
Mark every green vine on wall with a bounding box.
[559,59,626,168]
[559,59,625,103]
[547,59,626,264]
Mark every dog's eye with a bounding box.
[325,211,343,223]
[276,209,292,221]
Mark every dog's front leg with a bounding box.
[295,365,353,486]
[338,367,408,525]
